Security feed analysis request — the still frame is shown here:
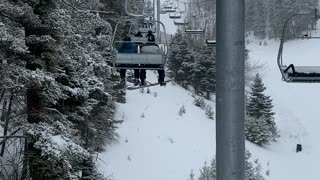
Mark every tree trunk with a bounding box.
[0,92,14,157]
[26,88,44,180]
[0,97,7,123]
[0,89,5,103]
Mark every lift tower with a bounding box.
[216,0,245,179]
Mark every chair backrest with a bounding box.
[118,43,138,53]
[141,45,160,54]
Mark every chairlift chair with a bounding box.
[112,20,169,70]
[169,13,182,19]
[163,1,173,9]
[164,8,176,13]
[205,39,216,48]
[185,20,208,35]
[277,9,320,83]
[174,20,189,26]
[169,7,182,19]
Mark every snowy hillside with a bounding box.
[98,72,215,179]
[246,36,320,179]
[98,33,320,180]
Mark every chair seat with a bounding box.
[174,21,189,26]
[206,40,216,47]
[282,65,320,82]
[115,53,164,65]
[131,37,148,44]
[169,15,181,19]
[185,29,205,34]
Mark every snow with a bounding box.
[245,35,320,179]
[98,3,320,180]
[98,72,215,179]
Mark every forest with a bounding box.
[0,0,318,179]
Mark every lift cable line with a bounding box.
[277,9,320,83]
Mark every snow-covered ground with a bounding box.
[246,35,320,179]
[98,73,215,179]
[99,36,320,180]
[99,2,320,178]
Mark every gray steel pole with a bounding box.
[216,0,245,179]
[157,0,161,41]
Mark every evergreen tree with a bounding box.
[168,30,194,88]
[246,74,278,144]
[0,0,125,179]
[195,151,264,180]
[245,115,272,145]
[191,46,216,99]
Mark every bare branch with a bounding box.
[0,128,22,146]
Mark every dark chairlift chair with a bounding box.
[205,39,216,48]
[185,20,208,35]
[169,7,182,19]
[277,9,320,83]
[112,19,168,70]
[169,13,181,19]
[174,19,189,26]
[164,8,176,13]
[163,1,173,9]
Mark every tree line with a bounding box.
[0,0,138,179]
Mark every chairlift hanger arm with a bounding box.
[111,20,134,44]
[277,11,319,82]
[125,0,145,18]
[112,19,168,54]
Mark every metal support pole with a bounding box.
[157,0,161,42]
[216,0,245,179]
[153,0,156,20]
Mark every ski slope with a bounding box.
[99,1,320,177]
[98,73,216,179]
[99,36,320,179]
[246,36,320,179]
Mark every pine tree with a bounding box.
[0,0,125,178]
[245,151,265,180]
[245,115,272,145]
[168,30,194,88]
[191,46,216,99]
[246,74,278,144]
[195,151,264,180]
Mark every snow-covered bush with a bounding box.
[205,105,214,120]
[193,96,205,109]
[179,105,186,116]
